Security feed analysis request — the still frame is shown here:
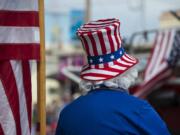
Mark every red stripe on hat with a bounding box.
[94,65,99,68]
[78,31,93,35]
[97,18,116,22]
[106,27,115,52]
[79,37,86,50]
[124,54,136,61]
[103,62,109,68]
[117,23,121,48]
[81,73,113,78]
[84,21,119,27]
[97,62,127,72]
[112,23,120,48]
[88,34,98,56]
[121,56,135,64]
[97,31,107,54]
[0,10,39,27]
[91,18,117,22]
[81,36,90,56]
[124,55,137,63]
[83,24,110,28]
[81,65,90,72]
[114,60,129,68]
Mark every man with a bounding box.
[55,18,170,135]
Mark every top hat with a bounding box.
[77,18,138,81]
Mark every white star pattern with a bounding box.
[110,55,115,59]
[99,57,103,62]
[90,59,93,63]
[119,51,122,55]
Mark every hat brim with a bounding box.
[80,53,138,81]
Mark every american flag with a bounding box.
[134,28,180,97]
[0,0,40,135]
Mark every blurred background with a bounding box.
[31,0,180,134]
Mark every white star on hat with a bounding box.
[99,57,103,62]
[119,51,122,55]
[110,55,115,59]
[90,59,93,63]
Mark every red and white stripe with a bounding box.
[144,29,175,82]
[80,53,137,81]
[134,29,175,97]
[77,19,121,56]
[81,62,137,81]
[0,0,39,135]
[77,18,138,81]
[0,0,39,60]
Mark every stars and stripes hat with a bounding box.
[77,18,138,81]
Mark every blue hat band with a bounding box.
[88,47,125,65]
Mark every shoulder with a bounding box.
[125,98,170,134]
[59,95,85,117]
[58,90,170,135]
[61,89,148,110]
[60,89,149,118]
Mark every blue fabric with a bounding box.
[87,47,125,65]
[55,89,171,135]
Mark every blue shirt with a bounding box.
[56,88,170,135]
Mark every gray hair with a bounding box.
[79,67,138,93]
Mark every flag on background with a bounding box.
[0,0,40,135]
[134,28,180,97]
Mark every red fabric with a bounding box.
[113,23,120,48]
[80,58,138,81]
[81,36,90,56]
[160,31,171,64]
[97,32,107,54]
[0,124,4,135]
[143,32,158,79]
[0,10,39,27]
[0,2,39,134]
[149,32,165,74]
[22,61,32,131]
[0,61,22,135]
[106,27,115,52]
[0,44,40,60]
[88,34,98,56]
[135,30,175,97]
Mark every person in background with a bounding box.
[55,18,170,135]
[59,91,73,112]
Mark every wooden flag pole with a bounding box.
[37,0,46,134]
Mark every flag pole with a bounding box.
[37,0,46,134]
[85,0,91,22]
